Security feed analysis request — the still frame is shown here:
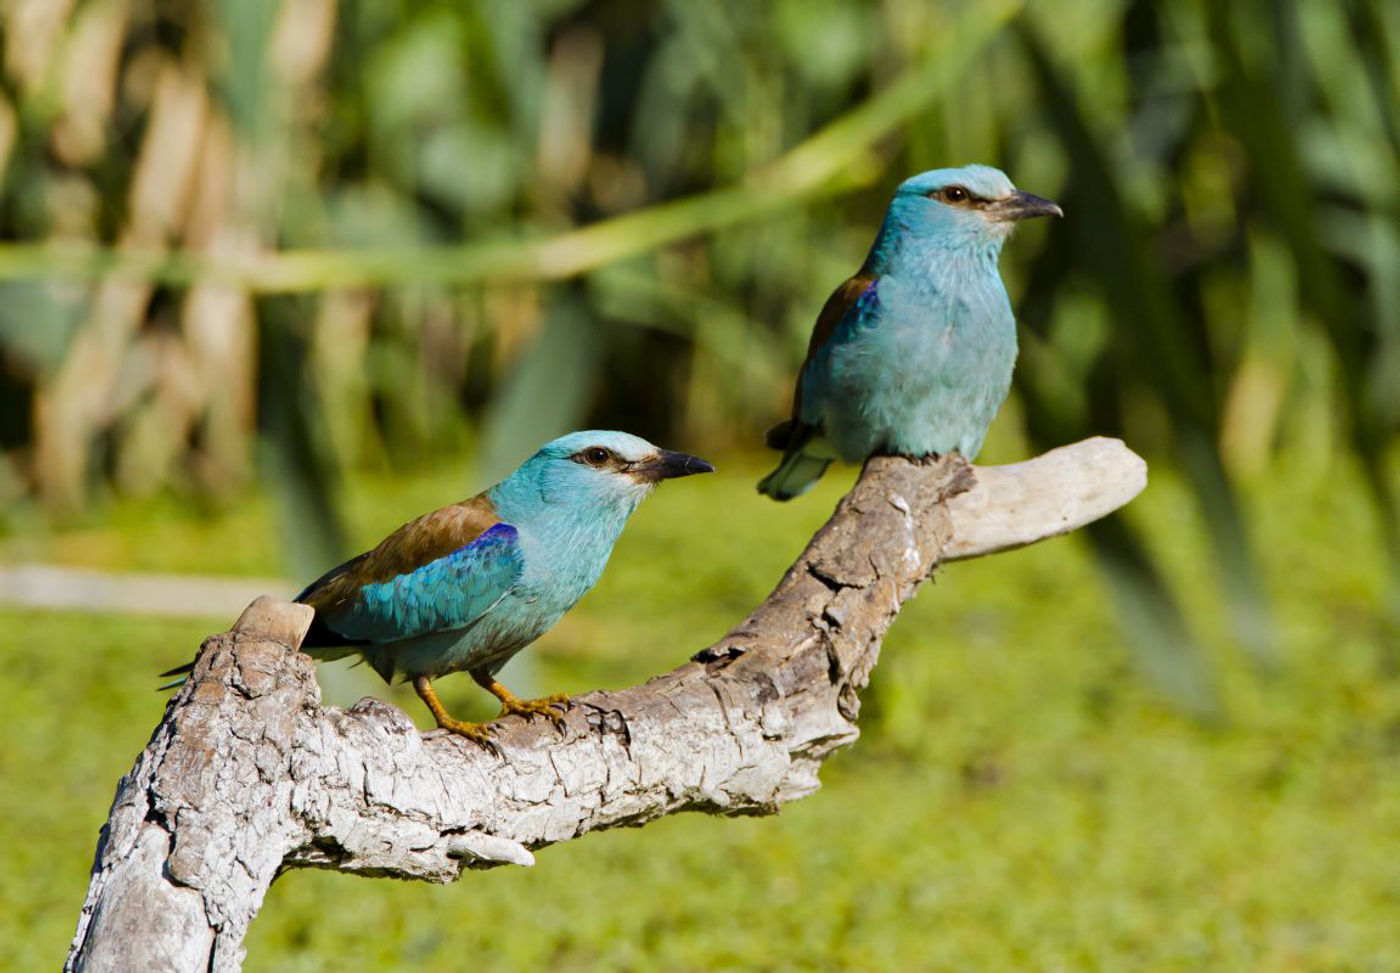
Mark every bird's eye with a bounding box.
[942,186,969,203]
[579,447,612,467]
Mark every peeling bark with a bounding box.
[67,438,1146,972]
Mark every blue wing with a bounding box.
[318,523,524,644]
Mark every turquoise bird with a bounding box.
[759,164,1062,500]
[168,432,713,742]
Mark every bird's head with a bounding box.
[500,430,715,515]
[883,164,1062,255]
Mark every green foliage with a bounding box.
[0,0,1397,687]
[4,448,1398,970]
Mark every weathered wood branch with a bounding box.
[67,438,1145,972]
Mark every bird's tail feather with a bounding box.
[757,450,832,501]
[157,660,194,692]
[155,618,368,691]
[764,420,796,451]
[301,643,361,662]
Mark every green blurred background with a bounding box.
[2,0,1399,969]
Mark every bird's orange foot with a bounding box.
[435,715,497,744]
[496,692,571,727]
[413,675,500,749]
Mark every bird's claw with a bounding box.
[435,716,501,752]
[496,692,571,727]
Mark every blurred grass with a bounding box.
[5,445,1399,970]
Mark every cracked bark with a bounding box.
[66,437,1146,972]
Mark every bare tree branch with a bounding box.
[67,438,1146,972]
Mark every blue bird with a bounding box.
[758,164,1061,500]
[165,432,714,742]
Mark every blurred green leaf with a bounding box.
[477,294,600,485]
[0,280,85,374]
[212,0,282,141]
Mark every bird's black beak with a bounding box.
[633,449,716,482]
[988,190,1063,222]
